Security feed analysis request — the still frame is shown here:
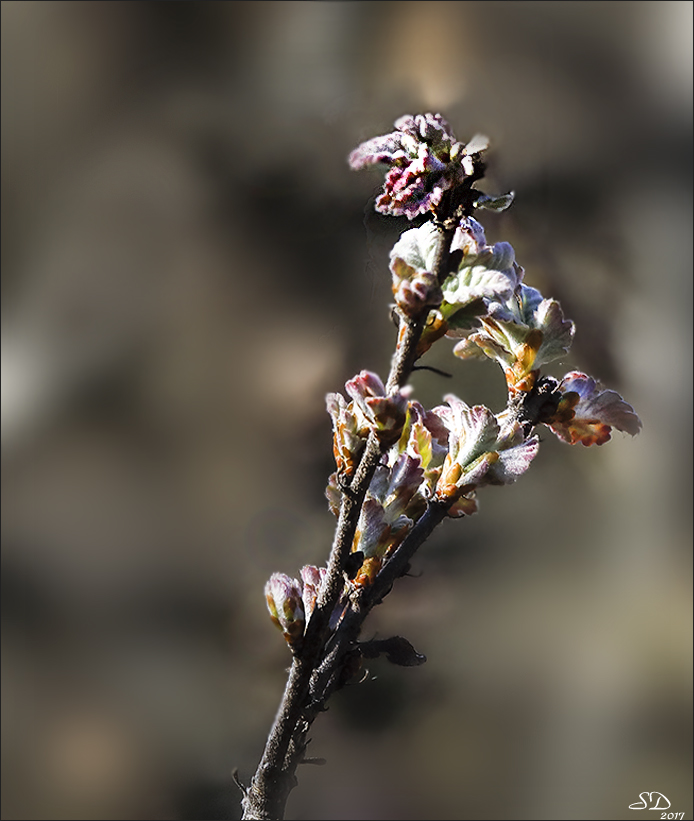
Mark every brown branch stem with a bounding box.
[240,218,457,821]
[305,500,450,712]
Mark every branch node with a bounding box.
[337,470,358,498]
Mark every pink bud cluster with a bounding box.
[264,565,327,651]
[349,114,488,219]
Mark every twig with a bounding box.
[240,221,456,821]
[239,113,641,821]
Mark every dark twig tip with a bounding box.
[411,364,453,378]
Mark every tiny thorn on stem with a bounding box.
[232,768,247,796]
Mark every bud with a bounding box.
[326,392,366,478]
[391,261,443,319]
[349,113,488,219]
[300,565,327,622]
[350,453,427,587]
[345,371,411,447]
[416,308,449,357]
[265,572,305,649]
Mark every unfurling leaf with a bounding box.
[545,371,642,446]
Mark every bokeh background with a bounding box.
[2,2,692,819]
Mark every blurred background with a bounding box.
[1,2,692,819]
